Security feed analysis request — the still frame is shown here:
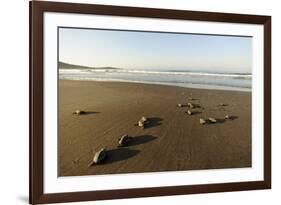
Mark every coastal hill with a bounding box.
[59,61,119,70]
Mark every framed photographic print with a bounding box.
[29,1,271,204]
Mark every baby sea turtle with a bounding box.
[187,103,194,109]
[138,120,145,128]
[186,110,192,115]
[72,110,86,115]
[225,115,235,120]
[141,116,147,122]
[88,148,107,166]
[137,116,149,128]
[200,118,206,125]
[177,103,183,108]
[118,134,133,147]
[208,118,217,123]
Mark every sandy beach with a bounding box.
[59,80,251,176]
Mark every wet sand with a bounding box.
[59,80,251,176]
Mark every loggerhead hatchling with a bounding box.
[88,148,107,166]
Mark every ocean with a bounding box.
[59,68,252,92]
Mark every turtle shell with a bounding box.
[118,135,132,146]
[93,148,107,164]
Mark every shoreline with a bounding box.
[59,80,251,176]
[59,78,252,92]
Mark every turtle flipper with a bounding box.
[88,161,95,167]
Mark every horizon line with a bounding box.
[59,61,252,75]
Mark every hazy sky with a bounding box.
[59,27,252,73]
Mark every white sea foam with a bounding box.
[59,68,252,79]
[59,68,252,92]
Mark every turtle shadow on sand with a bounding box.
[105,148,140,164]
[193,110,202,115]
[203,118,226,125]
[219,103,229,107]
[228,115,238,120]
[76,111,100,115]
[130,135,157,146]
[188,97,199,101]
[206,116,239,125]
[214,118,226,124]
[144,117,163,128]
[178,104,188,108]
[191,103,201,108]
[83,111,100,115]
